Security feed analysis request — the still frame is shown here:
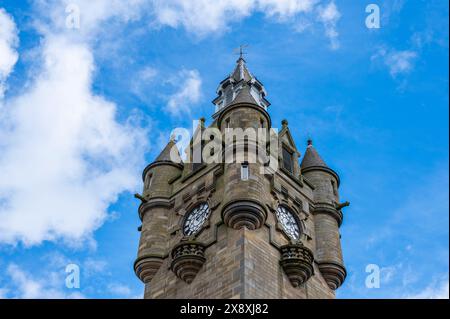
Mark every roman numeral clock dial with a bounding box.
[276,206,300,241]
[183,203,211,236]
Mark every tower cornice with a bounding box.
[216,101,272,128]
[142,161,183,182]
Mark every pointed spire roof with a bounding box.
[229,82,258,106]
[300,139,328,169]
[300,139,340,186]
[142,137,183,180]
[154,138,181,163]
[212,54,270,115]
[231,57,253,82]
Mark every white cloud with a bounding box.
[406,277,449,299]
[257,0,317,20]
[0,253,142,299]
[372,47,418,78]
[0,8,19,99]
[150,0,253,36]
[317,1,341,50]
[0,5,148,247]
[130,66,159,103]
[0,0,342,248]
[138,66,158,82]
[34,0,145,37]
[149,0,335,44]
[107,283,134,297]
[384,50,418,77]
[83,258,108,276]
[381,0,405,26]
[166,69,202,117]
[380,265,397,285]
[37,0,318,38]
[4,263,84,299]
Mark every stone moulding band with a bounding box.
[222,199,267,230]
[138,197,173,220]
[134,254,165,284]
[216,102,272,128]
[301,165,340,186]
[142,160,184,182]
[311,202,344,226]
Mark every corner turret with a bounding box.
[134,138,183,285]
[301,139,347,290]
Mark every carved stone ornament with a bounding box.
[279,243,314,287]
[134,255,164,284]
[318,262,346,290]
[170,241,206,284]
[222,200,267,230]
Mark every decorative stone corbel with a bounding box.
[279,242,314,288]
[170,241,206,284]
[222,199,267,230]
[134,254,164,284]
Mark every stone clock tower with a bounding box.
[133,56,349,299]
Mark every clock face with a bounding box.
[183,203,211,236]
[276,206,300,240]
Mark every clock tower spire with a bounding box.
[134,55,349,299]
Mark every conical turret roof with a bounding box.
[142,138,183,181]
[300,139,328,169]
[154,138,182,164]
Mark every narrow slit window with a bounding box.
[331,180,337,196]
[192,142,203,172]
[282,147,293,174]
[145,174,153,189]
[241,162,249,181]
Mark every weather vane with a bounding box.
[234,44,249,59]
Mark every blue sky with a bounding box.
[0,0,448,298]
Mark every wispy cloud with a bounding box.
[380,0,405,26]
[0,8,19,99]
[370,4,447,82]
[108,282,142,298]
[316,1,341,50]
[4,263,84,299]
[166,69,202,117]
[149,0,340,48]
[0,252,142,299]
[130,66,159,103]
[372,48,418,78]
[342,164,449,298]
[405,277,449,299]
[0,5,148,247]
[150,0,317,36]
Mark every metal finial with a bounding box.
[234,44,248,60]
